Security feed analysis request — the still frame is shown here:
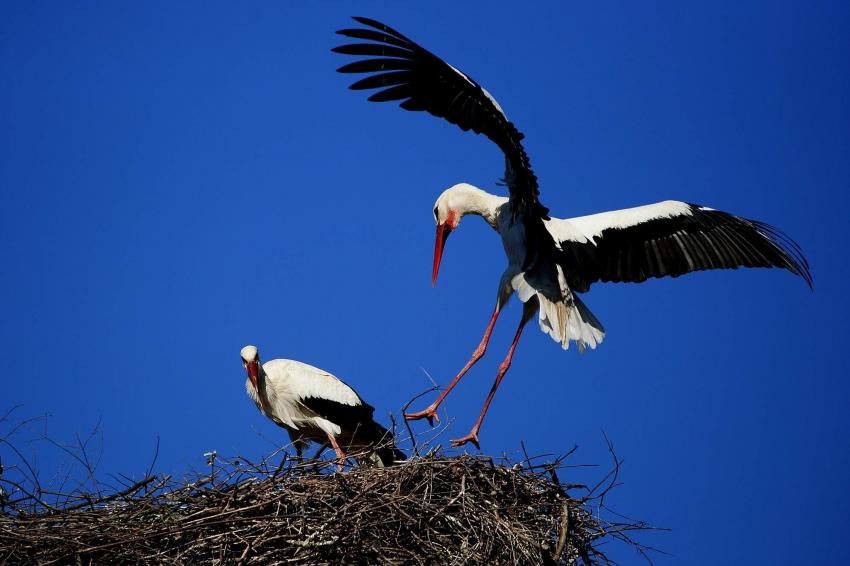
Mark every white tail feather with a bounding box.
[571,295,605,351]
[537,292,605,352]
[511,268,605,352]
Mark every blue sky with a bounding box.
[2,2,848,563]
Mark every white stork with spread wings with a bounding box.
[333,17,812,448]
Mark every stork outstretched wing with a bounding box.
[334,16,546,219]
[546,201,812,292]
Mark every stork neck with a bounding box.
[249,366,272,410]
[459,188,508,230]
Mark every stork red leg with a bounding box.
[326,433,347,473]
[405,305,503,425]
[451,301,537,449]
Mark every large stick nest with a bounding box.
[0,409,657,564]
[1,453,656,565]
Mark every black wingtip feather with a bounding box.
[336,28,414,51]
[350,16,413,42]
[331,44,413,58]
[749,220,813,289]
[368,84,414,102]
[399,98,429,111]
[336,58,415,74]
[349,71,412,91]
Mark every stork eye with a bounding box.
[433,206,439,217]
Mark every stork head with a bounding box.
[240,345,261,390]
[432,183,503,286]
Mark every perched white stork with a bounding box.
[241,345,404,470]
[333,17,812,448]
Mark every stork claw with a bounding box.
[404,406,440,426]
[450,431,480,450]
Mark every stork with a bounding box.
[333,18,812,448]
[241,345,404,470]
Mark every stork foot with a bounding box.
[404,406,440,426]
[450,430,481,450]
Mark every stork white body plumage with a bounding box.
[334,18,812,448]
[240,345,403,470]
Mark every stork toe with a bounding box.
[404,406,440,426]
[450,431,480,450]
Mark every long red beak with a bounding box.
[432,222,452,287]
[247,360,259,390]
